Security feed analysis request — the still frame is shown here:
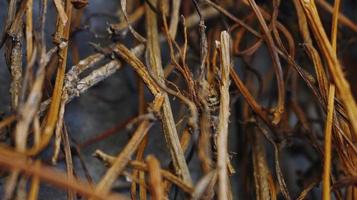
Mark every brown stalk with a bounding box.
[14,37,61,153]
[191,171,217,200]
[119,0,146,42]
[162,128,193,194]
[147,67,199,135]
[0,147,125,200]
[169,0,181,39]
[296,177,320,200]
[20,0,37,106]
[299,0,357,139]
[230,69,273,130]
[316,0,357,33]
[62,125,75,200]
[252,129,273,200]
[1,1,357,199]
[145,0,192,185]
[0,0,16,48]
[26,0,73,155]
[217,31,231,200]
[44,43,142,115]
[295,1,354,188]
[7,0,30,37]
[323,84,335,200]
[36,4,213,113]
[113,44,161,95]
[292,5,355,181]
[293,0,312,43]
[256,120,291,200]
[93,119,154,196]
[131,78,148,200]
[93,150,194,194]
[247,0,285,124]
[146,155,164,200]
[302,44,329,101]
[28,160,40,200]
[54,0,69,26]
[5,21,23,111]
[92,95,164,196]
[25,0,33,62]
[330,0,341,51]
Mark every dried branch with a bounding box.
[27,0,73,156]
[0,147,126,200]
[92,95,164,197]
[0,1,356,199]
[217,31,231,200]
[330,0,341,51]
[247,0,285,124]
[146,155,164,200]
[316,0,357,33]
[322,85,335,200]
[299,0,357,139]
[145,0,192,185]
[93,150,194,194]
[168,0,181,39]
[252,129,273,200]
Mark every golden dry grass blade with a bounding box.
[330,0,341,51]
[93,150,194,194]
[323,84,335,200]
[0,147,126,200]
[112,44,161,95]
[53,0,68,25]
[28,161,40,200]
[92,95,164,196]
[316,0,357,33]
[299,0,357,139]
[146,155,164,200]
[93,120,153,195]
[2,1,357,199]
[303,44,329,101]
[26,0,73,155]
[293,0,312,43]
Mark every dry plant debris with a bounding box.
[0,0,357,199]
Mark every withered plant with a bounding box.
[0,0,357,199]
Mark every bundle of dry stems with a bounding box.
[0,0,357,199]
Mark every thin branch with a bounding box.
[323,84,335,200]
[145,0,192,185]
[217,31,231,200]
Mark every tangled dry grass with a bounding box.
[0,0,357,199]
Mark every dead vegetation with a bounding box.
[0,0,357,199]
